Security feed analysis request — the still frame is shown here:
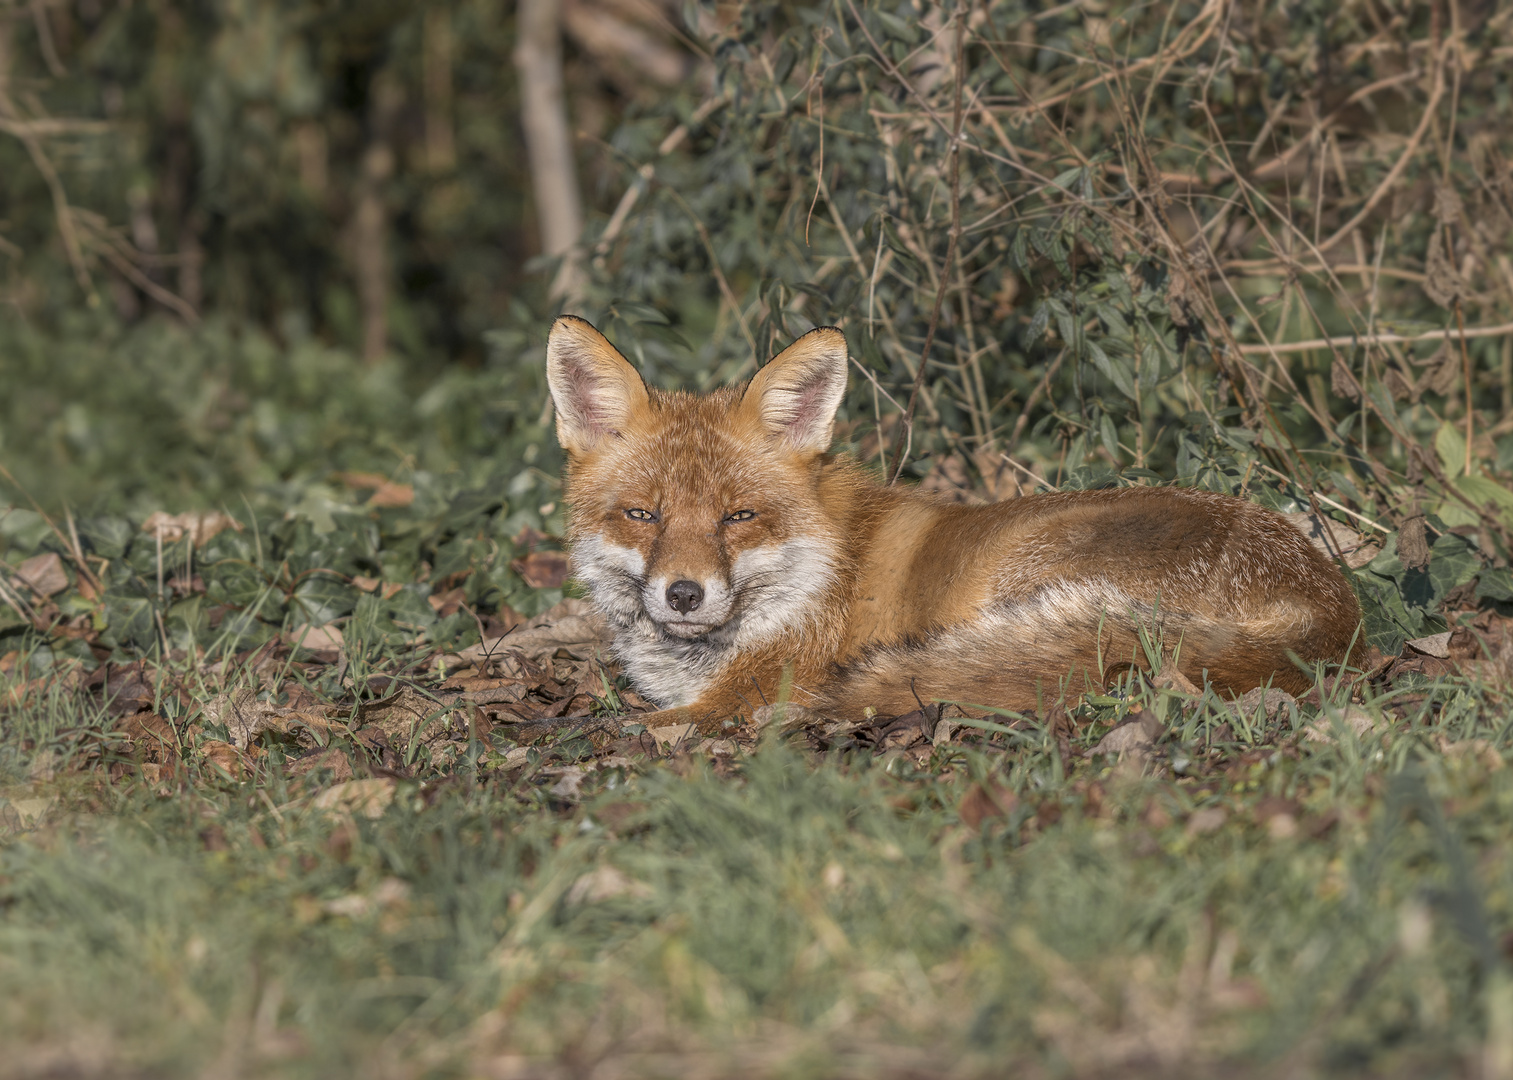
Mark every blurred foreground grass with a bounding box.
[2,695,1512,1079]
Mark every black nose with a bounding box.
[665,579,704,614]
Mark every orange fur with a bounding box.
[546,316,1363,733]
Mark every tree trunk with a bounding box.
[514,0,584,304]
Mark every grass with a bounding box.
[2,636,1512,1077]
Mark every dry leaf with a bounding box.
[356,687,457,747]
[512,550,570,589]
[204,689,282,749]
[455,606,610,666]
[1405,631,1453,659]
[1153,667,1202,695]
[565,865,654,905]
[545,766,587,800]
[1185,806,1227,837]
[1302,705,1378,743]
[366,482,414,509]
[14,552,67,598]
[958,781,1017,828]
[1285,513,1378,568]
[428,587,466,616]
[646,723,698,749]
[1397,515,1432,571]
[4,797,56,828]
[283,623,344,654]
[198,739,247,778]
[1089,711,1162,760]
[286,745,353,781]
[334,471,391,490]
[1227,687,1296,725]
[1329,356,1362,403]
[751,702,819,730]
[323,877,410,917]
[140,510,242,547]
[313,778,396,819]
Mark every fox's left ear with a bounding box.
[741,327,849,456]
[546,316,650,455]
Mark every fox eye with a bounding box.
[723,510,757,524]
[624,508,658,522]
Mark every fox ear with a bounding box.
[741,327,849,456]
[546,316,650,454]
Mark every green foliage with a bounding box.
[0,312,558,515]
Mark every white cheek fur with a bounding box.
[730,537,837,647]
[571,533,839,710]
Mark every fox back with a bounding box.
[546,316,1363,729]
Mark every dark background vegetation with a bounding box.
[5,0,1513,653]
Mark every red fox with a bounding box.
[546,316,1362,733]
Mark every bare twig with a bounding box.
[1315,46,1447,255]
[1235,322,1513,355]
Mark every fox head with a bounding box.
[545,316,850,695]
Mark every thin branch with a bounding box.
[1235,322,1513,355]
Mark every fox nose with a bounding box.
[666,579,704,614]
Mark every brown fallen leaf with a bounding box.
[455,609,610,666]
[512,550,570,589]
[1088,709,1162,760]
[1153,667,1202,695]
[140,510,242,547]
[323,876,411,918]
[1185,806,1228,836]
[313,778,397,819]
[545,765,588,800]
[428,587,466,617]
[198,739,248,779]
[646,723,698,750]
[119,711,178,762]
[366,482,415,509]
[1397,515,1432,571]
[878,705,939,749]
[1227,687,1296,725]
[355,687,457,748]
[566,865,654,905]
[751,702,820,730]
[1405,631,1453,659]
[286,745,354,781]
[286,623,344,651]
[15,552,67,598]
[102,663,159,717]
[958,780,1017,828]
[1301,705,1379,743]
[203,688,283,750]
[1285,512,1380,569]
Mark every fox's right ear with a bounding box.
[741,327,850,457]
[546,316,650,455]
